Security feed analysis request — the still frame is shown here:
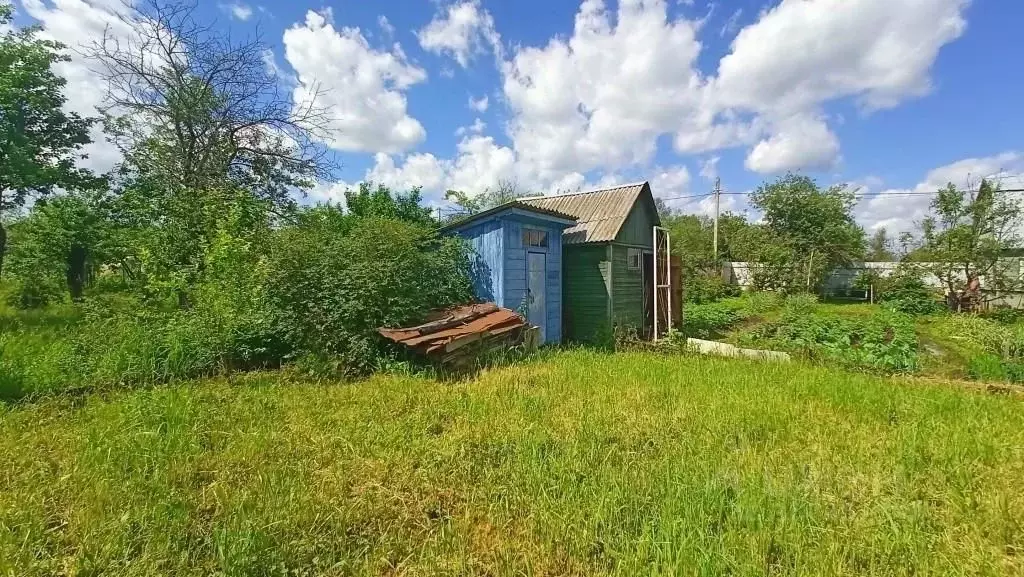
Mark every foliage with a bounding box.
[681,294,779,338]
[749,174,865,292]
[344,181,436,226]
[4,194,114,307]
[3,351,1024,575]
[910,179,1022,297]
[91,0,331,208]
[683,273,740,304]
[878,268,945,316]
[0,4,101,275]
[443,178,526,220]
[866,227,896,261]
[746,308,919,373]
[266,215,473,376]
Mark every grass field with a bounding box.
[2,350,1023,576]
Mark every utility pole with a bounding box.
[712,177,721,263]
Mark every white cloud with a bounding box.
[502,0,704,183]
[468,94,489,112]
[417,0,500,68]
[650,165,692,199]
[366,134,516,197]
[856,152,1024,234]
[704,0,968,170]
[378,15,395,37]
[715,0,968,114]
[744,114,840,174]
[221,2,253,22]
[455,117,487,137]
[306,180,357,206]
[283,9,427,154]
[699,156,719,181]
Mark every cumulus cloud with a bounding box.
[283,10,427,154]
[487,0,969,183]
[417,0,500,67]
[502,0,704,183]
[455,117,487,137]
[744,114,840,174]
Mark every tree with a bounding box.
[0,3,101,277]
[912,179,1022,301]
[750,174,865,291]
[867,227,896,261]
[444,178,527,219]
[344,182,435,226]
[91,0,333,205]
[86,0,336,302]
[6,194,113,305]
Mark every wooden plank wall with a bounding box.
[610,244,645,332]
[460,220,503,305]
[562,244,610,342]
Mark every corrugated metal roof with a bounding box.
[520,182,650,244]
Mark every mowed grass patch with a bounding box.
[2,351,1023,576]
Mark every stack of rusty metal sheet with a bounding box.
[378,303,535,365]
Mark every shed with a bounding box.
[441,201,577,345]
[521,182,664,342]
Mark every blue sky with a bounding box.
[14,0,1024,232]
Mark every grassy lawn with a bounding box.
[2,350,1023,576]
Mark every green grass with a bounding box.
[2,350,1023,576]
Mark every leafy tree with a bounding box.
[912,179,1022,299]
[84,0,338,302]
[91,0,333,206]
[444,178,527,220]
[0,3,101,277]
[750,174,865,291]
[344,182,435,226]
[5,194,114,306]
[867,227,896,261]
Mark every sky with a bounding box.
[11,0,1024,233]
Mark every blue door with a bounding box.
[528,252,547,344]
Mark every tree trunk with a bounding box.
[0,221,6,280]
[66,243,88,301]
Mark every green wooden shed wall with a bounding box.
[522,182,661,343]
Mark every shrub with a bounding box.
[878,269,944,316]
[683,302,744,339]
[684,274,740,304]
[266,217,473,376]
[783,293,818,315]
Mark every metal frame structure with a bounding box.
[652,226,672,340]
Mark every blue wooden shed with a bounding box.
[441,202,577,344]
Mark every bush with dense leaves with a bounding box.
[874,269,944,316]
[266,216,473,376]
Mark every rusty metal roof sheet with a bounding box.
[520,182,651,244]
[378,303,528,358]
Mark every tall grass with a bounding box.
[2,350,1022,575]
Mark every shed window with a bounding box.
[523,229,548,248]
[627,248,642,270]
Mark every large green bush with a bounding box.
[266,216,473,376]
